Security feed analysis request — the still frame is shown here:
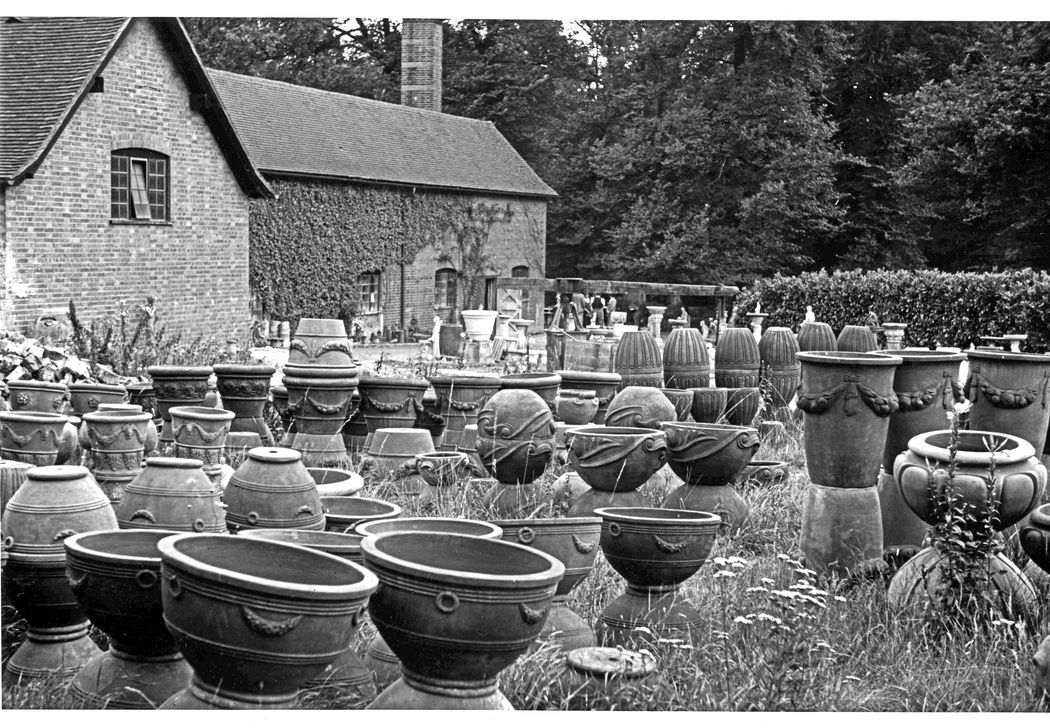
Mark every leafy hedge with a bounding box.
[735,269,1050,352]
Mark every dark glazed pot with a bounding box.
[1020,504,1050,574]
[213,364,276,445]
[158,534,376,709]
[714,327,760,388]
[662,327,710,389]
[428,374,501,450]
[556,371,622,425]
[797,322,837,353]
[224,447,324,532]
[836,325,879,353]
[117,457,226,533]
[690,387,729,423]
[759,327,800,409]
[322,496,402,534]
[361,532,563,710]
[604,386,676,429]
[6,380,69,413]
[613,329,663,389]
[965,349,1050,455]
[0,411,68,466]
[68,382,128,416]
[147,366,213,447]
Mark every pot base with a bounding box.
[290,431,352,467]
[800,482,884,577]
[69,647,191,709]
[566,488,649,519]
[661,483,748,535]
[229,416,274,446]
[367,672,513,710]
[877,469,929,551]
[3,622,101,683]
[301,644,376,699]
[481,481,544,518]
[160,674,298,710]
[364,633,402,689]
[539,601,598,651]
[596,587,701,648]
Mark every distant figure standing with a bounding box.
[591,293,606,327]
[805,305,816,323]
[606,295,618,322]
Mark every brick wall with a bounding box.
[1,19,252,338]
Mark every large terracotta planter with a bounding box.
[1,465,116,681]
[604,386,676,429]
[65,529,191,708]
[690,387,728,423]
[169,406,235,484]
[724,387,761,427]
[357,375,428,443]
[836,325,878,353]
[126,382,158,420]
[116,457,226,533]
[284,367,357,465]
[6,380,69,414]
[158,533,377,709]
[799,483,885,577]
[270,385,292,435]
[428,374,501,450]
[759,326,800,409]
[461,310,499,342]
[797,322,837,353]
[714,327,760,388]
[68,382,128,416]
[565,426,667,518]
[322,496,402,534]
[662,327,710,389]
[555,389,599,425]
[593,507,720,647]
[147,366,213,449]
[659,388,693,422]
[556,371,622,425]
[0,411,68,466]
[499,373,562,415]
[613,329,663,389]
[82,409,153,503]
[213,364,276,445]
[288,317,355,369]
[965,349,1050,455]
[476,390,555,516]
[1020,504,1050,574]
[361,532,563,709]
[224,447,324,533]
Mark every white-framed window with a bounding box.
[359,272,381,313]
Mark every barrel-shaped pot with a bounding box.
[0,411,68,466]
[567,426,667,492]
[499,373,562,413]
[613,330,663,389]
[556,371,622,425]
[492,517,601,598]
[6,380,69,413]
[428,374,501,450]
[283,374,356,436]
[357,376,428,435]
[476,389,555,485]
[169,406,235,469]
[797,322,837,353]
[836,325,879,353]
[117,457,226,533]
[604,386,676,429]
[213,364,277,444]
[660,388,694,422]
[83,409,152,501]
[714,327,760,388]
[725,387,761,427]
[1020,504,1050,574]
[965,349,1050,456]
[661,422,760,486]
[894,430,1046,531]
[159,533,377,698]
[360,532,563,684]
[594,507,720,589]
[68,383,128,416]
[662,327,710,389]
[224,447,324,532]
[147,366,213,423]
[322,496,402,534]
[356,517,503,540]
[555,389,599,425]
[690,387,728,423]
[288,317,355,369]
[797,351,901,487]
[759,327,800,408]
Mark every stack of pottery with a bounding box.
[593,507,720,647]
[565,426,668,517]
[2,465,117,682]
[0,411,68,466]
[690,387,729,424]
[356,375,428,451]
[158,533,376,709]
[796,351,901,576]
[759,326,800,417]
[65,530,192,708]
[283,318,358,466]
[223,446,324,533]
[81,402,158,460]
[82,409,153,503]
[796,321,837,353]
[361,532,563,709]
[322,496,402,534]
[836,325,878,353]
[359,428,435,497]
[428,374,501,450]
[662,327,710,389]
[714,327,761,388]
[613,329,663,389]
[878,350,966,552]
[213,364,277,445]
[477,389,556,517]
[169,406,234,486]
[556,371,622,425]
[965,349,1050,456]
[659,422,760,534]
[3,381,79,465]
[147,366,213,451]
[116,457,226,533]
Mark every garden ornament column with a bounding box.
[646,306,667,341]
[882,323,907,351]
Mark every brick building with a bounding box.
[0,17,272,336]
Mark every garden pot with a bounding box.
[724,387,761,426]
[759,326,800,410]
[126,382,158,419]
[1,465,116,682]
[361,532,563,710]
[796,351,901,487]
[476,389,555,487]
[740,460,790,486]
[428,374,501,450]
[452,423,489,477]
[439,323,465,357]
[799,483,884,577]
[797,322,837,353]
[308,467,364,497]
[340,392,367,455]
[82,409,153,503]
[95,402,159,457]
[555,389,599,425]
[225,431,264,467]
[894,430,1046,532]
[65,529,191,709]
[965,349,1050,455]
[462,310,499,342]
[613,329,663,389]
[402,451,472,507]
[224,447,324,533]
[593,507,720,648]
[322,496,402,534]
[6,380,69,414]
[492,517,603,651]
[604,386,676,429]
[213,364,276,445]
[556,371,622,425]
[416,389,446,448]
[499,372,562,414]
[158,533,376,709]
[288,317,355,369]
[659,388,693,422]
[357,375,428,439]
[68,382,128,416]
[359,428,434,496]
[714,327,761,388]
[169,406,235,486]
[1020,504,1050,575]
[565,426,667,518]
[147,366,213,449]
[283,370,357,466]
[0,411,68,466]
[116,457,226,533]
[690,387,729,423]
[836,325,878,353]
[662,327,710,389]
[270,385,292,434]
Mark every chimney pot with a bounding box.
[401,18,443,113]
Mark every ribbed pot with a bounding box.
[476,390,555,485]
[68,383,128,417]
[613,329,663,389]
[567,426,667,493]
[322,496,402,535]
[714,327,761,388]
[360,532,563,709]
[213,364,276,445]
[660,422,760,486]
[725,387,761,427]
[797,351,901,487]
[965,349,1050,455]
[499,373,562,413]
[662,327,710,389]
[356,517,503,540]
[894,430,1047,531]
[556,371,622,425]
[85,403,157,460]
[660,388,693,422]
[83,410,152,503]
[0,411,68,466]
[158,533,376,708]
[147,366,213,446]
[1020,504,1050,574]
[224,447,324,532]
[555,389,599,425]
[797,322,837,353]
[604,386,676,429]
[169,406,234,474]
[116,457,226,533]
[836,325,878,353]
[428,374,501,450]
[288,317,355,369]
[6,380,70,414]
[357,376,428,435]
[0,459,33,521]
[690,387,728,423]
[759,327,800,409]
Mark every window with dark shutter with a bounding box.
[110,148,169,222]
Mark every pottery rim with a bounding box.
[355,516,503,540]
[593,506,722,529]
[796,351,903,366]
[906,429,1035,466]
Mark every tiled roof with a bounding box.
[0,17,127,182]
[207,68,557,198]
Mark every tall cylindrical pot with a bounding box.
[965,350,1050,456]
[613,330,663,390]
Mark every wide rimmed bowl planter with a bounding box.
[476,390,556,517]
[288,317,355,369]
[2,465,117,682]
[714,327,760,388]
[157,533,377,709]
[690,387,729,424]
[283,370,357,467]
[556,371,622,425]
[662,327,710,389]
[82,409,153,503]
[1020,504,1050,574]
[462,310,499,342]
[565,426,667,518]
[499,373,562,414]
[116,457,226,533]
[213,364,277,445]
[68,382,128,417]
[659,388,694,422]
[361,532,564,710]
[322,496,402,534]
[965,349,1050,456]
[555,389,599,425]
[65,529,191,708]
[613,329,663,389]
[357,376,428,446]
[0,411,68,466]
[6,380,70,414]
[147,366,213,450]
[604,386,676,429]
[224,447,324,533]
[492,517,603,650]
[593,507,721,648]
[428,374,501,451]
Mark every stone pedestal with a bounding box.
[646,306,667,341]
[882,323,907,350]
[877,469,928,551]
[800,483,884,577]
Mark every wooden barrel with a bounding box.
[613,330,663,390]
[837,325,878,353]
[564,336,618,373]
[714,327,760,388]
[759,326,800,408]
[662,327,710,389]
[797,322,837,352]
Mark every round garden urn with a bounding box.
[322,496,402,534]
[613,329,663,389]
[759,326,801,411]
[283,367,357,467]
[1,465,117,682]
[565,426,667,518]
[476,389,556,517]
[836,324,878,353]
[6,380,70,414]
[147,366,213,450]
[403,451,473,507]
[690,387,729,423]
[1020,504,1050,575]
[288,317,355,369]
[68,382,128,417]
[492,516,603,651]
[659,422,760,534]
[361,532,564,710]
[556,371,622,425]
[213,364,277,445]
[555,389,599,425]
[428,373,501,451]
[82,409,153,503]
[725,386,761,427]
[224,447,325,533]
[169,405,235,485]
[714,327,761,388]
[499,372,562,414]
[65,529,191,708]
[116,457,226,533]
[158,533,376,709]
[662,327,710,389]
[0,411,68,466]
[660,388,694,422]
[604,386,676,429]
[593,507,720,648]
[964,349,1050,456]
[797,321,837,353]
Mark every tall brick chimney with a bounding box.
[400,19,442,112]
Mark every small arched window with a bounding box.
[111,148,169,221]
[435,268,457,309]
[511,265,529,278]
